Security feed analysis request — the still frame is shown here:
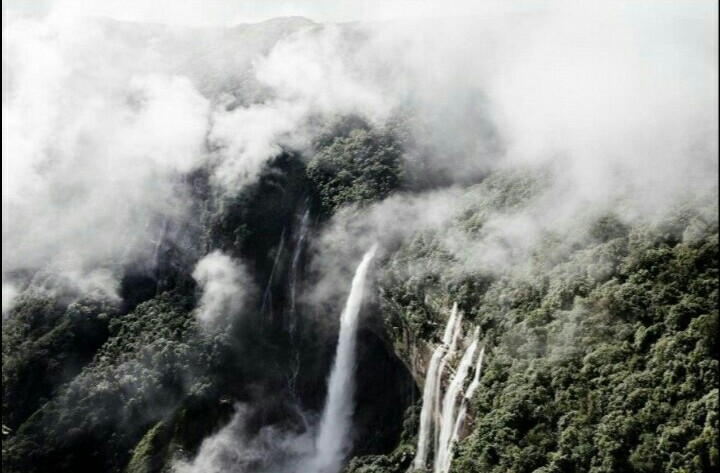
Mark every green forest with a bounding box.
[3,114,718,472]
[2,7,718,473]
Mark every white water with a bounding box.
[312,245,377,473]
[445,346,486,473]
[413,345,445,470]
[443,303,459,345]
[413,304,458,469]
[433,308,463,456]
[434,327,479,473]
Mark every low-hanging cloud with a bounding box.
[4,1,713,470]
[2,11,396,306]
[305,2,718,304]
[192,251,253,327]
[207,24,391,192]
[173,402,315,473]
[2,13,212,303]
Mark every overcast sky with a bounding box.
[1,0,518,25]
[3,0,714,27]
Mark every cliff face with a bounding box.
[3,113,718,473]
[353,176,720,473]
[3,11,718,473]
[1,138,418,473]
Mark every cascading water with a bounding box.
[444,346,486,473]
[413,304,460,470]
[433,308,463,455]
[411,304,490,473]
[442,304,459,347]
[434,327,479,473]
[312,245,378,473]
[413,347,444,470]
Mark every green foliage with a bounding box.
[207,152,311,260]
[344,443,415,473]
[2,126,716,473]
[125,420,167,473]
[2,293,118,431]
[378,188,718,473]
[1,291,225,473]
[307,124,405,213]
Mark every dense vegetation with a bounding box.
[354,176,719,473]
[2,114,717,473]
[3,292,217,472]
[308,123,405,213]
[2,293,119,432]
[1,117,411,473]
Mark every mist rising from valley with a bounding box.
[2,2,718,473]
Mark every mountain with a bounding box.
[2,8,718,473]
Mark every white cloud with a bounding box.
[2,0,716,321]
[192,251,252,326]
[208,24,390,192]
[2,282,19,317]
[173,403,315,473]
[2,14,212,299]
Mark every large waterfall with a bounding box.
[312,246,378,473]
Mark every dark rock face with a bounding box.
[352,325,418,456]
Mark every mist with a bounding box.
[4,2,717,304]
[304,3,718,307]
[192,251,253,326]
[2,1,717,472]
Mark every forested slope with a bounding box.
[2,10,718,473]
[3,114,717,473]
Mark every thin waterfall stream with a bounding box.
[412,306,488,472]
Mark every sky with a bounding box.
[6,0,711,27]
[1,0,545,25]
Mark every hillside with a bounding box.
[2,6,718,473]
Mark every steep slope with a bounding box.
[348,175,719,473]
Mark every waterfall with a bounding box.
[444,346,486,473]
[312,245,378,473]
[434,328,479,473]
[413,304,460,470]
[433,308,463,456]
[261,229,286,319]
[443,303,459,345]
[413,346,444,470]
[285,209,310,397]
[287,209,310,335]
